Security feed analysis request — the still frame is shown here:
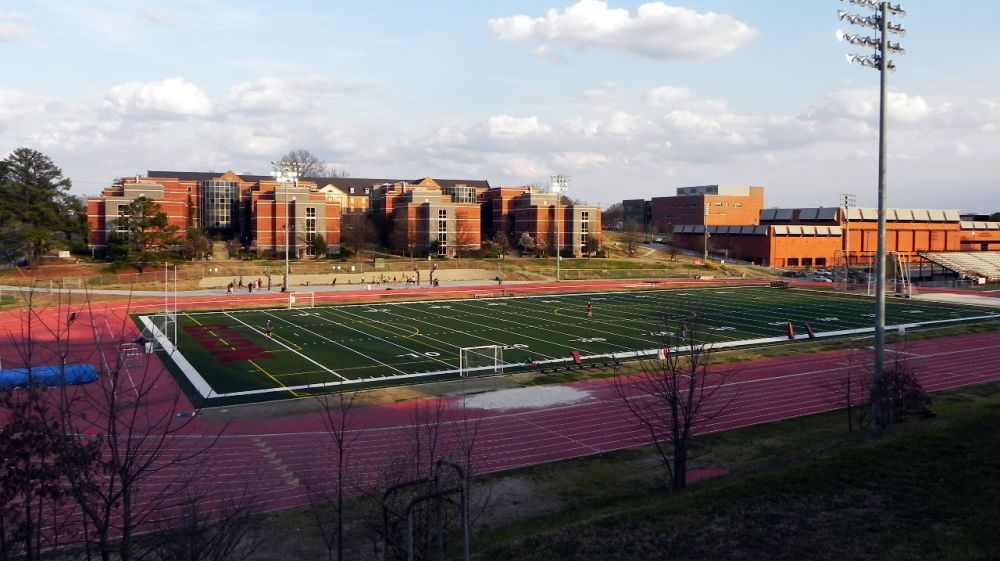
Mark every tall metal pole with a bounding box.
[272,162,299,292]
[284,178,290,291]
[550,174,569,282]
[703,203,709,261]
[872,2,889,428]
[556,190,561,282]
[841,193,856,272]
[837,0,905,429]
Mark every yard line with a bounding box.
[376,302,573,359]
[224,312,349,381]
[259,310,412,377]
[445,298,657,351]
[312,306,457,370]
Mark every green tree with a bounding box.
[114,196,180,272]
[0,148,76,268]
[312,233,329,258]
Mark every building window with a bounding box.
[788,258,800,267]
[437,209,448,255]
[581,211,590,252]
[116,204,129,235]
[305,207,317,256]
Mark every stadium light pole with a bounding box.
[840,193,857,272]
[703,203,710,261]
[272,161,300,292]
[837,0,905,428]
[550,174,570,281]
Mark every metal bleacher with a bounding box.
[921,252,1000,281]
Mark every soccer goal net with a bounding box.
[288,291,316,309]
[459,345,504,378]
[139,312,177,352]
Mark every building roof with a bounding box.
[146,171,489,194]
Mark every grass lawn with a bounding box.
[149,285,995,404]
[476,382,1000,561]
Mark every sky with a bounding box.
[2,1,999,212]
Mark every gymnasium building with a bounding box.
[630,186,1000,281]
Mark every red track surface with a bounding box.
[2,281,1000,540]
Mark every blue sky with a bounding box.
[2,1,998,212]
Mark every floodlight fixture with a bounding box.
[835,1,906,429]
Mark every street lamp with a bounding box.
[272,161,300,292]
[837,0,906,428]
[550,174,570,281]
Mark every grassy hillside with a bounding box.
[478,383,1000,561]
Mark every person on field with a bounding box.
[264,320,273,338]
[586,301,594,318]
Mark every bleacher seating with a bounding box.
[921,252,1000,281]
[770,280,790,288]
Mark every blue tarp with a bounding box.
[0,364,99,389]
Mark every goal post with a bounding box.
[459,345,504,377]
[139,312,177,352]
[288,291,316,309]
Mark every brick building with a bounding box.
[484,187,602,257]
[87,171,344,257]
[648,185,765,233]
[88,171,606,261]
[671,205,973,268]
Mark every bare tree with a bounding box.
[52,296,225,560]
[0,290,101,560]
[875,339,932,426]
[304,391,360,561]
[819,347,872,433]
[452,220,478,260]
[622,220,643,257]
[148,490,265,561]
[341,214,378,258]
[614,315,738,491]
[492,231,512,258]
[278,149,349,179]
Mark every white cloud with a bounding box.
[488,0,758,61]
[501,157,549,178]
[104,77,214,118]
[137,8,184,27]
[484,115,551,139]
[555,151,609,167]
[646,86,692,108]
[226,75,375,114]
[572,81,625,109]
[0,88,48,120]
[820,88,931,124]
[0,11,32,42]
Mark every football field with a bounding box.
[146,285,997,404]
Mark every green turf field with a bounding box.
[148,286,997,402]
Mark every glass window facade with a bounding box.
[443,185,477,204]
[200,180,239,231]
[305,207,317,256]
[437,209,448,255]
